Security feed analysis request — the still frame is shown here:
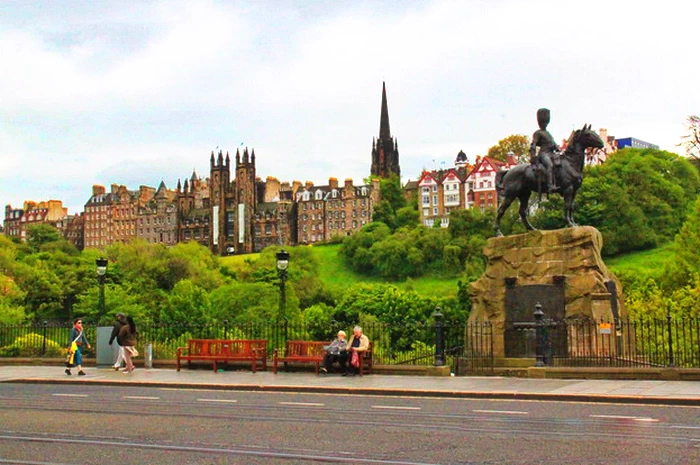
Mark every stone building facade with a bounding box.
[3,200,68,242]
[137,181,178,246]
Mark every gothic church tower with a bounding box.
[371,82,400,178]
[235,148,257,254]
[209,150,230,255]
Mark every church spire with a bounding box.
[379,81,391,140]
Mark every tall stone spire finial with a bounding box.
[379,81,391,140]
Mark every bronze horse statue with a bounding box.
[493,124,604,236]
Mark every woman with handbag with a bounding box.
[344,326,369,377]
[66,318,90,376]
[118,316,138,374]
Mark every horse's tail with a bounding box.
[495,169,508,192]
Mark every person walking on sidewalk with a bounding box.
[108,313,127,371]
[344,326,369,377]
[66,318,90,376]
[118,316,138,373]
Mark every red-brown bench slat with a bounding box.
[273,341,327,375]
[176,339,267,373]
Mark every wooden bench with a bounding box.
[176,339,267,373]
[273,341,327,375]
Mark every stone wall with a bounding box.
[468,226,625,357]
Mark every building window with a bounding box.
[432,195,438,204]
[433,207,438,215]
[423,208,429,217]
[432,185,438,192]
[422,195,430,206]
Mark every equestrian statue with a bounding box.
[493,108,604,237]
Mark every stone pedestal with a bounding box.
[468,226,625,357]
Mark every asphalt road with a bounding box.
[0,383,699,465]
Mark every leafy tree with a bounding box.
[26,224,62,252]
[664,196,700,288]
[487,134,530,163]
[575,149,699,255]
[161,279,211,326]
[371,174,407,231]
[395,206,419,229]
[209,281,300,324]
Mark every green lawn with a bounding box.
[605,242,675,277]
[219,244,460,298]
[310,243,460,298]
[220,253,260,273]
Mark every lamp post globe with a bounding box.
[275,250,290,322]
[96,257,108,276]
[276,249,290,271]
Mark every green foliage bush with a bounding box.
[0,333,64,357]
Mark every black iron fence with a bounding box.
[3,317,697,370]
[0,318,493,374]
[510,316,700,368]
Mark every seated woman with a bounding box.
[320,330,347,374]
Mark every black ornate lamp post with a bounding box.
[534,303,545,367]
[433,307,444,367]
[96,258,108,321]
[275,250,290,321]
[667,309,675,368]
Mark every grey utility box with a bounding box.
[95,326,117,367]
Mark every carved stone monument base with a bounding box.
[468,226,625,358]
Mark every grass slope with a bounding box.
[219,242,675,300]
[312,244,460,298]
[606,242,674,277]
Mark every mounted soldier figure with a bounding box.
[530,108,560,194]
[493,109,604,237]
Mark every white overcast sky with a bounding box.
[1,0,698,215]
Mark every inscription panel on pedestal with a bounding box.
[504,282,566,358]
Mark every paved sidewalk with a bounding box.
[1,365,699,405]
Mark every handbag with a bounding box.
[351,350,360,368]
[65,332,82,367]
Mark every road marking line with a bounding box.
[122,396,160,400]
[52,393,89,398]
[590,415,657,422]
[197,399,239,403]
[671,426,700,430]
[279,402,325,407]
[371,405,421,411]
[473,409,528,415]
[160,388,218,392]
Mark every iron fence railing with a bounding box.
[0,319,491,373]
[3,317,697,370]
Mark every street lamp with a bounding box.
[433,307,444,367]
[276,249,290,321]
[96,257,108,321]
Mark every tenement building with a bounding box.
[3,200,68,242]
[417,153,517,227]
[137,181,178,246]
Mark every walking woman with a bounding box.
[66,318,90,376]
[119,316,138,373]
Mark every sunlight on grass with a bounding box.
[606,242,674,277]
